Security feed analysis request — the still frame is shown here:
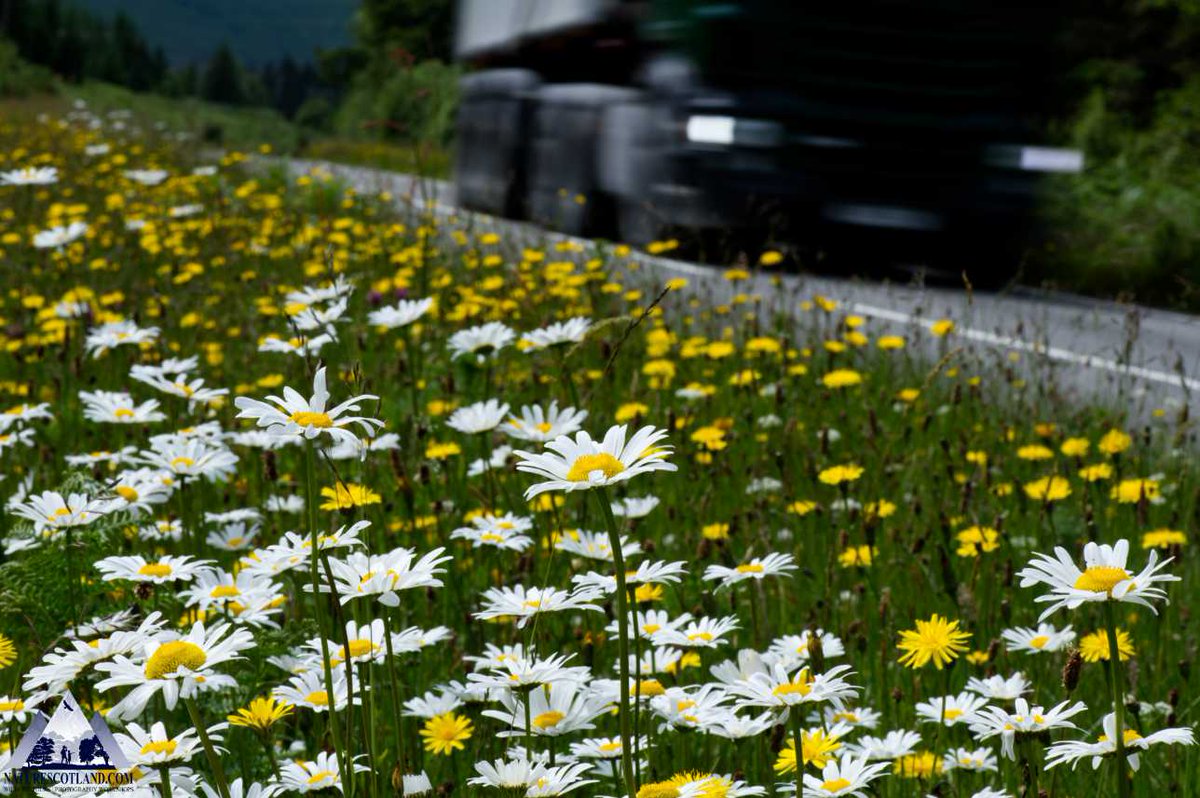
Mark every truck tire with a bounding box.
[524,84,640,237]
[454,69,540,217]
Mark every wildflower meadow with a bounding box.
[0,106,1196,798]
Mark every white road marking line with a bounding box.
[290,159,1198,398]
[850,302,1200,393]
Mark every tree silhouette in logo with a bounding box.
[78,736,111,767]
[28,736,56,766]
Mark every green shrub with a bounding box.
[0,37,55,97]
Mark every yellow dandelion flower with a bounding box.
[821,369,862,389]
[1098,428,1132,455]
[420,712,473,756]
[1023,476,1071,502]
[1079,462,1113,482]
[774,728,842,773]
[0,634,15,669]
[1141,529,1186,549]
[1110,478,1160,504]
[818,464,864,485]
[319,482,382,511]
[228,696,293,731]
[897,614,970,670]
[1079,629,1135,662]
[930,319,955,337]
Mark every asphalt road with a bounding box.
[283,158,1200,427]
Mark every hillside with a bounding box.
[74,0,359,66]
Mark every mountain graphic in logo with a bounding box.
[5,691,128,772]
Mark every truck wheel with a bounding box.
[524,84,640,237]
[454,69,540,217]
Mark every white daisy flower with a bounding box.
[522,317,591,350]
[503,402,588,443]
[1017,539,1179,620]
[474,585,604,628]
[797,753,889,797]
[609,495,660,518]
[234,366,383,449]
[968,698,1088,759]
[115,721,205,766]
[703,552,797,587]
[275,751,368,793]
[965,673,1031,701]
[84,320,160,357]
[944,746,998,772]
[843,729,921,760]
[1045,712,1194,771]
[1001,623,1076,654]
[367,297,433,329]
[514,425,676,500]
[80,390,166,424]
[33,221,88,249]
[96,554,213,584]
[1,166,58,185]
[915,691,990,726]
[555,529,641,562]
[447,321,515,362]
[446,399,511,434]
[725,663,859,716]
[95,621,255,720]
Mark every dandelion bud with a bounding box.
[891,687,903,703]
[1062,649,1082,693]
[1169,688,1180,707]
[135,581,154,602]
[1179,659,1191,681]
[262,450,277,482]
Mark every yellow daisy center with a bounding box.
[145,640,207,679]
[1074,566,1130,593]
[0,700,25,712]
[290,411,333,428]
[821,778,852,792]
[139,740,177,756]
[138,563,173,578]
[1029,635,1050,649]
[116,486,139,501]
[306,771,334,785]
[943,708,964,720]
[736,564,764,573]
[114,408,135,418]
[210,585,241,599]
[533,710,565,729]
[566,453,625,483]
[170,456,194,469]
[535,422,553,433]
[305,691,330,706]
[773,680,813,698]
[339,639,377,660]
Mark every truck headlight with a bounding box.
[686,115,736,145]
[685,116,784,147]
[986,145,1084,173]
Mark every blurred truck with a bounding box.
[452,0,1081,269]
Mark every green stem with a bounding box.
[789,708,803,798]
[383,613,407,774]
[1104,601,1131,798]
[596,488,635,798]
[184,698,231,798]
[157,765,172,798]
[304,440,350,798]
